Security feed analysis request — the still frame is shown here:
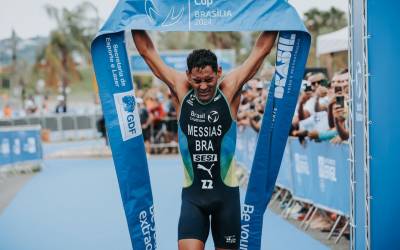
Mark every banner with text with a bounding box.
[92,1,310,249]
[0,126,43,167]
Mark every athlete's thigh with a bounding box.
[211,193,241,249]
[178,239,205,250]
[178,199,210,244]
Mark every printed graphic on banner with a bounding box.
[294,153,310,175]
[240,31,310,250]
[191,0,233,27]
[114,91,142,141]
[139,205,156,249]
[145,0,185,27]
[318,156,337,192]
[105,37,127,88]
[274,34,296,99]
[13,138,21,155]
[25,137,37,154]
[1,138,10,155]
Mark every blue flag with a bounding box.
[91,1,310,249]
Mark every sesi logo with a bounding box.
[114,91,142,141]
[193,153,217,162]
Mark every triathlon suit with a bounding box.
[177,88,240,249]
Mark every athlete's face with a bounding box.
[187,65,222,103]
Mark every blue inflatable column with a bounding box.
[366,0,400,249]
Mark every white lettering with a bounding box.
[318,156,337,181]
[294,153,310,175]
[194,10,232,18]
[127,114,137,134]
[240,204,254,250]
[274,34,296,99]
[194,0,213,7]
[193,154,218,162]
[201,179,213,189]
[187,125,222,138]
[139,205,156,250]
[195,140,214,151]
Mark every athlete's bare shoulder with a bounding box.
[219,74,238,104]
[173,72,191,103]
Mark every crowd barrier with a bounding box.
[236,127,350,217]
[0,126,43,168]
[0,113,103,141]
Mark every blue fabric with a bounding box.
[367,1,400,248]
[276,142,293,192]
[91,1,310,249]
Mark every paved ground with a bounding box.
[0,172,35,214]
[0,141,329,250]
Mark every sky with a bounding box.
[0,0,347,40]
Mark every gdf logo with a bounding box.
[208,110,219,123]
[122,95,136,113]
[114,91,142,141]
[122,95,137,134]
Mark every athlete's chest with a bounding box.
[179,91,232,138]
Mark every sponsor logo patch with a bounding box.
[197,163,214,178]
[114,91,142,141]
[207,110,219,123]
[193,153,218,162]
[225,235,236,244]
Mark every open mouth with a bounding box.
[198,91,210,98]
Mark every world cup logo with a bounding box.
[145,0,185,27]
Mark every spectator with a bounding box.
[299,73,329,120]
[331,71,349,143]
[24,95,37,114]
[96,116,108,145]
[3,103,12,118]
[164,92,178,146]
[148,95,166,131]
[55,95,67,113]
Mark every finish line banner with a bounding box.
[91,1,310,249]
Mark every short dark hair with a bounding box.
[187,49,218,73]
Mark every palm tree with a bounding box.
[35,2,100,103]
[304,7,347,66]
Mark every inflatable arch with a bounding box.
[91,1,310,249]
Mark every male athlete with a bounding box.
[132,30,276,250]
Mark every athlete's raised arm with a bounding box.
[131,30,186,98]
[222,31,277,100]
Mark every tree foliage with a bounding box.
[303,7,348,66]
[34,2,100,93]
